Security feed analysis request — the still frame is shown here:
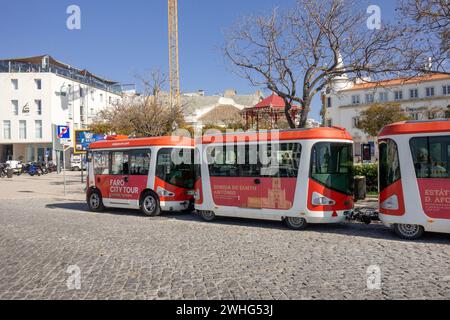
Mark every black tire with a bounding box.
[140,192,161,216]
[199,210,216,222]
[393,224,425,240]
[87,189,105,212]
[285,217,308,230]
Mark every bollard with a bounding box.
[354,176,367,200]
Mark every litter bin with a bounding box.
[354,176,367,200]
[7,169,14,179]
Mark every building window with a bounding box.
[19,120,27,139]
[12,100,19,115]
[109,96,112,104]
[365,93,374,104]
[426,87,435,97]
[80,87,84,98]
[35,120,43,139]
[394,90,403,101]
[100,93,103,102]
[327,97,332,108]
[443,85,450,95]
[80,106,85,122]
[11,79,18,90]
[35,79,42,90]
[35,100,42,115]
[3,121,11,139]
[379,92,388,102]
[351,95,361,105]
[410,89,419,99]
[352,117,360,128]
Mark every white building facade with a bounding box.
[323,73,450,161]
[0,55,122,162]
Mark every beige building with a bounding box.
[323,72,450,161]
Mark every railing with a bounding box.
[0,60,122,94]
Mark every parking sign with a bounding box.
[57,125,71,139]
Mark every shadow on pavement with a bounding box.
[44,202,450,245]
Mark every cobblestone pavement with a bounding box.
[0,196,449,300]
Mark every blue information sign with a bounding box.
[74,130,106,154]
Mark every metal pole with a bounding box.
[63,148,66,197]
[81,154,84,184]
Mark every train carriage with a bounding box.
[378,120,450,239]
[86,136,195,216]
[194,127,355,230]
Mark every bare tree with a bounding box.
[90,71,186,137]
[224,0,424,128]
[398,0,449,72]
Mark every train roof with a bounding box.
[379,119,450,137]
[89,136,194,150]
[200,127,353,144]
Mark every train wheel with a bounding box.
[394,224,424,240]
[141,192,161,217]
[88,190,105,212]
[199,210,216,222]
[285,217,308,230]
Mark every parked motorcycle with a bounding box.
[28,162,42,176]
[0,163,8,178]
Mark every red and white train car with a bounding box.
[86,136,195,216]
[378,120,450,239]
[194,127,354,229]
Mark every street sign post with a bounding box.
[55,125,72,195]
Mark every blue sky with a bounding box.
[0,0,397,120]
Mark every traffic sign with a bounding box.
[57,125,71,139]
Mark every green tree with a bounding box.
[357,103,410,137]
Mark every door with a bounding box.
[92,151,111,198]
[128,149,152,199]
[109,151,135,202]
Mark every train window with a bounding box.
[379,139,401,190]
[111,152,129,175]
[208,143,301,178]
[259,143,301,178]
[156,148,195,188]
[311,143,354,195]
[410,136,450,179]
[129,150,151,176]
[93,151,110,175]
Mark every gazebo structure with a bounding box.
[241,93,301,130]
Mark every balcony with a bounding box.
[0,60,122,95]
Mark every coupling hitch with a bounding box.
[346,208,379,225]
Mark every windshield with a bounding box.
[156,148,195,189]
[310,142,354,195]
[379,139,401,191]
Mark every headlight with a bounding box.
[312,192,336,206]
[157,187,175,197]
[381,195,399,210]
